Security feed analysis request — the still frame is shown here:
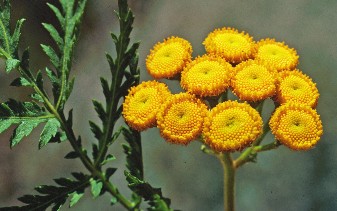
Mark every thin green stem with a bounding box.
[14,66,135,210]
[94,30,127,167]
[252,141,281,153]
[0,47,11,58]
[234,122,270,168]
[200,144,216,156]
[49,103,135,210]
[218,153,235,211]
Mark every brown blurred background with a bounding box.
[1,0,337,210]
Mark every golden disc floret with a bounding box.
[231,60,277,101]
[276,69,319,108]
[255,38,299,72]
[146,36,192,79]
[157,93,208,145]
[269,103,323,150]
[203,27,256,63]
[180,55,233,97]
[123,81,171,131]
[203,101,263,152]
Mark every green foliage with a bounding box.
[90,178,103,198]
[3,173,90,210]
[39,118,61,148]
[125,172,173,211]
[0,0,25,67]
[0,99,59,148]
[42,0,87,109]
[0,0,175,210]
[90,0,140,169]
[122,127,143,180]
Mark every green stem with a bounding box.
[252,141,281,153]
[234,122,270,168]
[218,153,235,211]
[15,65,135,210]
[50,106,135,210]
[94,27,127,167]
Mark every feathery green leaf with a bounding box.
[39,118,60,149]
[41,44,60,68]
[2,174,90,210]
[64,151,80,159]
[0,1,25,59]
[122,127,143,179]
[10,18,25,53]
[0,99,54,148]
[125,171,172,211]
[42,23,64,50]
[90,179,103,198]
[10,119,45,148]
[5,58,20,72]
[10,77,31,87]
[69,192,84,207]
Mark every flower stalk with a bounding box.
[218,152,235,211]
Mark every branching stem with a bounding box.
[234,120,270,168]
[13,64,135,210]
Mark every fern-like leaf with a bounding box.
[0,173,90,210]
[42,0,87,110]
[91,0,140,168]
[0,99,60,148]
[125,171,173,211]
[122,127,143,180]
[0,0,25,70]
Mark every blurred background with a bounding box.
[1,0,337,210]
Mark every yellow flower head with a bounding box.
[276,69,319,108]
[157,93,208,145]
[180,55,233,97]
[123,81,171,131]
[203,101,263,152]
[231,60,277,101]
[269,103,323,150]
[255,38,299,72]
[146,36,192,79]
[203,27,256,63]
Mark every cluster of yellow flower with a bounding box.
[123,27,323,151]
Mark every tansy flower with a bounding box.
[157,93,208,145]
[180,55,233,97]
[231,60,277,101]
[255,38,299,72]
[146,36,192,79]
[276,69,319,108]
[203,101,263,152]
[203,27,256,63]
[123,81,171,131]
[269,103,323,150]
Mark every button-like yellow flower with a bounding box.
[231,60,277,101]
[255,38,299,72]
[180,55,233,97]
[203,27,256,63]
[157,93,208,145]
[269,103,323,150]
[203,101,263,152]
[123,81,171,131]
[146,36,192,79]
[276,69,319,108]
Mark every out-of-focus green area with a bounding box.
[1,0,337,210]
